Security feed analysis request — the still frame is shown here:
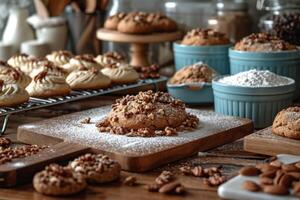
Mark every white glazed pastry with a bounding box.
[46,50,73,66]
[62,54,103,73]
[0,80,29,107]
[101,64,139,84]
[94,51,126,68]
[29,62,67,78]
[26,71,71,98]
[16,58,50,76]
[66,67,111,90]
[0,62,31,89]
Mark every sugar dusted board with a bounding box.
[17,107,253,172]
[244,127,300,156]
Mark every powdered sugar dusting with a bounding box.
[284,111,300,122]
[218,69,293,87]
[20,107,247,156]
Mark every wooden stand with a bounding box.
[96,28,182,66]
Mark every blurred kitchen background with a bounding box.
[0,0,299,66]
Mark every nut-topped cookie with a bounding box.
[272,106,300,140]
[181,29,230,46]
[7,53,31,69]
[101,64,139,84]
[147,13,177,32]
[104,12,127,30]
[94,51,126,68]
[234,33,297,52]
[0,61,31,89]
[0,80,29,107]
[96,90,199,137]
[46,50,73,67]
[69,153,121,184]
[66,67,111,90]
[33,164,87,196]
[117,12,153,34]
[62,54,103,73]
[26,71,71,98]
[169,63,216,85]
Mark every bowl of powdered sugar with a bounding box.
[212,69,295,128]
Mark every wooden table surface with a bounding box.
[0,95,268,200]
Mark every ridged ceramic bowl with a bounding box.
[212,76,295,128]
[229,48,300,99]
[173,42,231,74]
[167,82,213,104]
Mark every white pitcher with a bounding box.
[2,7,34,53]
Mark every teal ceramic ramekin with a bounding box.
[229,48,300,99]
[167,82,213,104]
[173,42,231,75]
[212,76,295,128]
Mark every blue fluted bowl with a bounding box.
[229,48,300,99]
[173,42,231,74]
[167,82,213,104]
[212,76,295,128]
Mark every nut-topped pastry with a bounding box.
[272,106,300,140]
[0,80,29,107]
[169,63,216,85]
[181,29,230,46]
[101,64,139,84]
[234,33,297,52]
[33,164,87,196]
[94,51,126,68]
[46,50,73,67]
[66,67,111,90]
[147,13,177,32]
[96,90,199,137]
[117,12,153,34]
[104,12,127,30]
[17,58,50,76]
[26,71,71,98]
[0,61,31,89]
[7,53,31,69]
[62,54,103,73]
[29,61,66,78]
[69,153,121,184]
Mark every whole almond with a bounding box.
[282,164,300,173]
[259,169,277,178]
[278,174,293,188]
[259,177,273,185]
[159,181,181,194]
[243,180,261,192]
[239,166,261,176]
[260,164,280,173]
[263,185,289,195]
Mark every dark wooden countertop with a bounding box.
[0,95,268,200]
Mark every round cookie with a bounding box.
[169,63,216,85]
[104,12,127,30]
[26,71,71,98]
[147,13,177,32]
[0,61,31,89]
[0,80,29,107]
[66,67,111,90]
[46,50,73,67]
[94,51,126,68]
[101,64,139,84]
[181,28,230,46]
[33,164,86,196]
[117,12,153,34]
[272,106,300,140]
[7,53,31,69]
[29,61,66,78]
[96,90,199,136]
[18,58,50,76]
[234,33,297,52]
[69,153,121,184]
[62,54,102,73]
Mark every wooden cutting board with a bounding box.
[17,107,253,173]
[244,127,300,156]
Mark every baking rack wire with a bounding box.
[0,77,166,135]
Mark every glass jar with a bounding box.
[258,0,300,45]
[207,0,252,43]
